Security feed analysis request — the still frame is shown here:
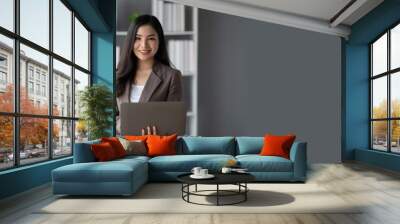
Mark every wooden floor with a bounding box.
[1,162,400,224]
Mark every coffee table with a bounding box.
[177,172,255,206]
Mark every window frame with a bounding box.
[0,0,92,171]
[370,20,400,154]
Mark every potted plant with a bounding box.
[79,84,113,140]
[128,11,141,23]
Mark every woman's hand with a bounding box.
[141,126,157,135]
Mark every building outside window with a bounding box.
[370,22,400,154]
[36,83,40,95]
[28,81,34,94]
[41,73,46,83]
[0,71,7,85]
[42,85,46,97]
[28,66,34,79]
[0,0,91,170]
[0,54,7,67]
[0,54,7,87]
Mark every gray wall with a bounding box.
[198,10,342,163]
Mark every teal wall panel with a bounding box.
[345,0,400,171]
[344,44,369,160]
[0,158,72,199]
[355,149,400,172]
[92,33,114,87]
[66,0,110,32]
[91,0,116,134]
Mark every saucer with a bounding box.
[190,174,215,179]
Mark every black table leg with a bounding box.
[245,183,247,201]
[217,184,219,206]
[181,184,183,199]
[188,184,190,202]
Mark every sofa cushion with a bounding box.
[53,158,147,183]
[125,135,148,141]
[236,155,293,172]
[180,137,235,155]
[118,137,147,156]
[147,134,177,157]
[148,154,235,172]
[91,142,118,161]
[101,137,127,158]
[260,134,296,159]
[235,137,263,155]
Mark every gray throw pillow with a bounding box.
[118,137,147,156]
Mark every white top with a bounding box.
[130,84,145,102]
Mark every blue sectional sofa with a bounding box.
[52,137,307,196]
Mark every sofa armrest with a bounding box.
[73,140,100,163]
[289,141,307,181]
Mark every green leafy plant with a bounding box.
[128,11,141,23]
[79,84,113,140]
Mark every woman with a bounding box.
[116,15,183,134]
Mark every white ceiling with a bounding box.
[169,0,384,38]
[222,0,352,22]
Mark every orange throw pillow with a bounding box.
[124,135,148,141]
[101,137,126,158]
[260,134,296,159]
[91,142,117,161]
[146,134,177,157]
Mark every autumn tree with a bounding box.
[372,99,400,143]
[0,84,60,151]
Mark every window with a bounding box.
[0,71,6,83]
[0,55,7,67]
[0,0,91,170]
[42,85,46,97]
[35,70,40,81]
[20,0,49,49]
[28,67,34,80]
[28,81,34,94]
[53,0,72,60]
[371,23,400,154]
[0,35,13,114]
[0,0,14,32]
[53,59,72,117]
[0,54,7,86]
[75,17,89,70]
[36,83,40,95]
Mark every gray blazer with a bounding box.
[116,61,183,133]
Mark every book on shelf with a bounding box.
[153,0,185,32]
[168,40,195,74]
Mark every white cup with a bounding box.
[221,167,232,174]
[200,169,208,176]
[191,167,202,176]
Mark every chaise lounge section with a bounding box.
[52,136,307,195]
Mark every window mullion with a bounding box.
[71,11,76,154]
[49,0,54,160]
[14,0,20,167]
[370,45,373,149]
[388,30,391,152]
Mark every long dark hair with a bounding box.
[116,15,170,97]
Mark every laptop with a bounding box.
[120,102,186,136]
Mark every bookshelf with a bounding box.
[116,0,198,136]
